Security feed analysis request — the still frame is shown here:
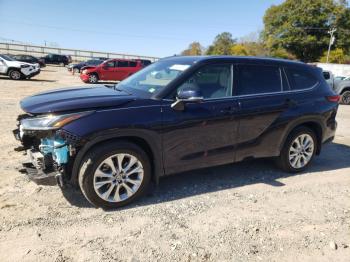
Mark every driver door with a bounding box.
[100,60,116,80]
[161,63,240,175]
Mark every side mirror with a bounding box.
[171,87,203,111]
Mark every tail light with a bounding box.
[326,95,340,103]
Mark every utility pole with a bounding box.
[327,28,336,63]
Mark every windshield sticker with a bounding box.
[169,64,190,71]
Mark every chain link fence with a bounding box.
[0,42,158,62]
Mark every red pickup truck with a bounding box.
[80,59,150,83]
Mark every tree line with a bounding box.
[181,0,350,63]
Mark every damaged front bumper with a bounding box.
[13,114,83,186]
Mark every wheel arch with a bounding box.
[6,67,21,75]
[280,119,324,156]
[340,86,350,94]
[70,131,163,187]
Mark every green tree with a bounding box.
[320,48,347,63]
[263,0,350,62]
[181,42,203,56]
[230,44,249,56]
[242,42,270,57]
[206,32,236,55]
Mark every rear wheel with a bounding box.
[8,69,22,80]
[88,73,98,84]
[78,141,151,209]
[276,127,317,172]
[341,90,350,105]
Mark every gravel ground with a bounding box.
[0,66,349,262]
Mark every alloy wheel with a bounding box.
[342,91,350,105]
[89,74,97,83]
[93,153,144,202]
[288,134,314,169]
[11,71,21,80]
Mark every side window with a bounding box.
[176,64,233,99]
[237,65,282,95]
[285,67,318,90]
[117,61,129,67]
[129,61,137,67]
[105,61,115,67]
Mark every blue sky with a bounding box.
[0,0,283,57]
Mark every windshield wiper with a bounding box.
[113,83,132,95]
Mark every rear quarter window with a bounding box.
[285,67,319,90]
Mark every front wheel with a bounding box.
[88,73,98,84]
[8,70,22,80]
[341,91,350,105]
[78,142,151,209]
[276,127,317,173]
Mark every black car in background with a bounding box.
[10,54,46,68]
[139,59,152,67]
[67,59,105,73]
[41,54,69,66]
[13,56,339,209]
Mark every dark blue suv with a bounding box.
[13,56,339,208]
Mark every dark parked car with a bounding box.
[13,56,339,209]
[41,54,69,66]
[139,59,152,67]
[10,54,46,68]
[67,59,105,73]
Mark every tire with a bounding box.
[88,73,98,84]
[73,68,80,74]
[59,62,65,67]
[276,126,317,173]
[341,90,350,105]
[78,141,151,209]
[8,69,22,80]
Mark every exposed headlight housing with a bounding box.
[21,64,30,68]
[21,111,94,131]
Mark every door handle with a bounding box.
[220,106,238,114]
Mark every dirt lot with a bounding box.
[0,66,349,262]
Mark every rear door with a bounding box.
[114,60,131,80]
[234,63,291,161]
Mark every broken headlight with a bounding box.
[21,111,93,131]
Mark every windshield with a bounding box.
[87,60,103,65]
[0,54,16,61]
[117,59,193,96]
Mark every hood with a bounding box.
[20,85,136,114]
[82,65,97,71]
[7,60,35,67]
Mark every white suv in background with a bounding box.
[0,54,40,80]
